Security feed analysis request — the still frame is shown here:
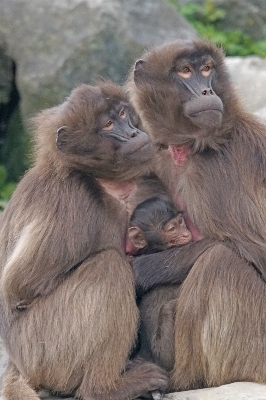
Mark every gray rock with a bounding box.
[0,339,8,392]
[254,106,266,122]
[0,0,197,122]
[0,51,13,106]
[165,382,266,400]
[225,56,266,113]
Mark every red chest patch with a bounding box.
[169,145,190,165]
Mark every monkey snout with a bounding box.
[184,94,224,130]
[202,89,214,96]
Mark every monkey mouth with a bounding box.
[174,237,192,245]
[123,141,154,160]
[128,141,150,154]
[188,109,223,129]
[190,108,222,117]
[184,95,224,130]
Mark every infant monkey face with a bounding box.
[163,215,192,247]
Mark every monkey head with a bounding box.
[128,40,238,152]
[32,81,154,181]
[128,195,192,255]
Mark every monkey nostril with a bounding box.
[202,89,213,95]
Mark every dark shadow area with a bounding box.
[0,55,29,183]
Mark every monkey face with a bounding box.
[162,215,192,247]
[172,55,223,130]
[54,83,154,180]
[98,101,153,161]
[129,40,233,151]
[128,195,192,255]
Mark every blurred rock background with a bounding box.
[0,1,266,398]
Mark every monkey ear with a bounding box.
[134,59,145,71]
[56,126,71,152]
[128,226,147,249]
[134,59,148,86]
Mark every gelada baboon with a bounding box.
[126,175,216,295]
[128,194,192,255]
[0,82,171,400]
[127,193,216,373]
[127,39,266,390]
[128,194,192,371]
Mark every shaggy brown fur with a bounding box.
[127,39,266,390]
[127,177,217,373]
[0,82,169,399]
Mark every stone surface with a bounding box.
[0,0,197,122]
[255,106,266,122]
[0,51,13,106]
[0,339,8,392]
[165,382,266,400]
[225,56,266,114]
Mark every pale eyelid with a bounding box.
[102,121,114,131]
[165,222,177,232]
[201,60,214,72]
[201,66,213,77]
[120,108,127,119]
[177,70,192,79]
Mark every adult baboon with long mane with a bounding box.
[0,81,170,400]
[127,39,266,390]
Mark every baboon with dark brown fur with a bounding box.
[127,183,217,374]
[128,194,192,255]
[127,39,266,390]
[0,82,171,400]
[128,194,191,372]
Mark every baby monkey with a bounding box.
[128,195,193,382]
[128,194,192,256]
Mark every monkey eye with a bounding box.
[165,221,177,232]
[201,62,213,77]
[177,66,192,79]
[168,225,176,232]
[102,120,114,131]
[119,108,127,119]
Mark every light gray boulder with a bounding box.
[0,339,8,393]
[165,382,266,400]
[225,56,266,113]
[254,106,266,122]
[0,0,197,122]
